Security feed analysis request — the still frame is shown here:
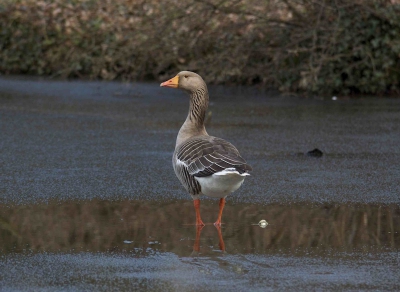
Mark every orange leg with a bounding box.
[193,225,204,252]
[214,198,225,226]
[193,199,205,226]
[214,225,225,251]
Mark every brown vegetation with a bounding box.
[1,0,399,95]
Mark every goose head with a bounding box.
[160,71,206,93]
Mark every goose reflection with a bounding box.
[192,225,225,256]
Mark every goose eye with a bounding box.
[184,75,188,79]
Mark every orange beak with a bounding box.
[160,75,179,88]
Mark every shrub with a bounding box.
[0,0,399,96]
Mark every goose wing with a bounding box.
[176,136,252,178]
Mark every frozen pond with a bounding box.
[0,76,399,290]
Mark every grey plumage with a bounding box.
[161,70,251,199]
[173,135,252,196]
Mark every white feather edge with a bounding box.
[176,159,250,176]
[214,168,250,176]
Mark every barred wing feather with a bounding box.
[176,136,252,178]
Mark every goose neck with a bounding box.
[176,87,209,146]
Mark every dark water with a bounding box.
[0,77,399,291]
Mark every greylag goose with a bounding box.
[160,71,252,226]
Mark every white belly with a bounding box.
[194,168,250,198]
